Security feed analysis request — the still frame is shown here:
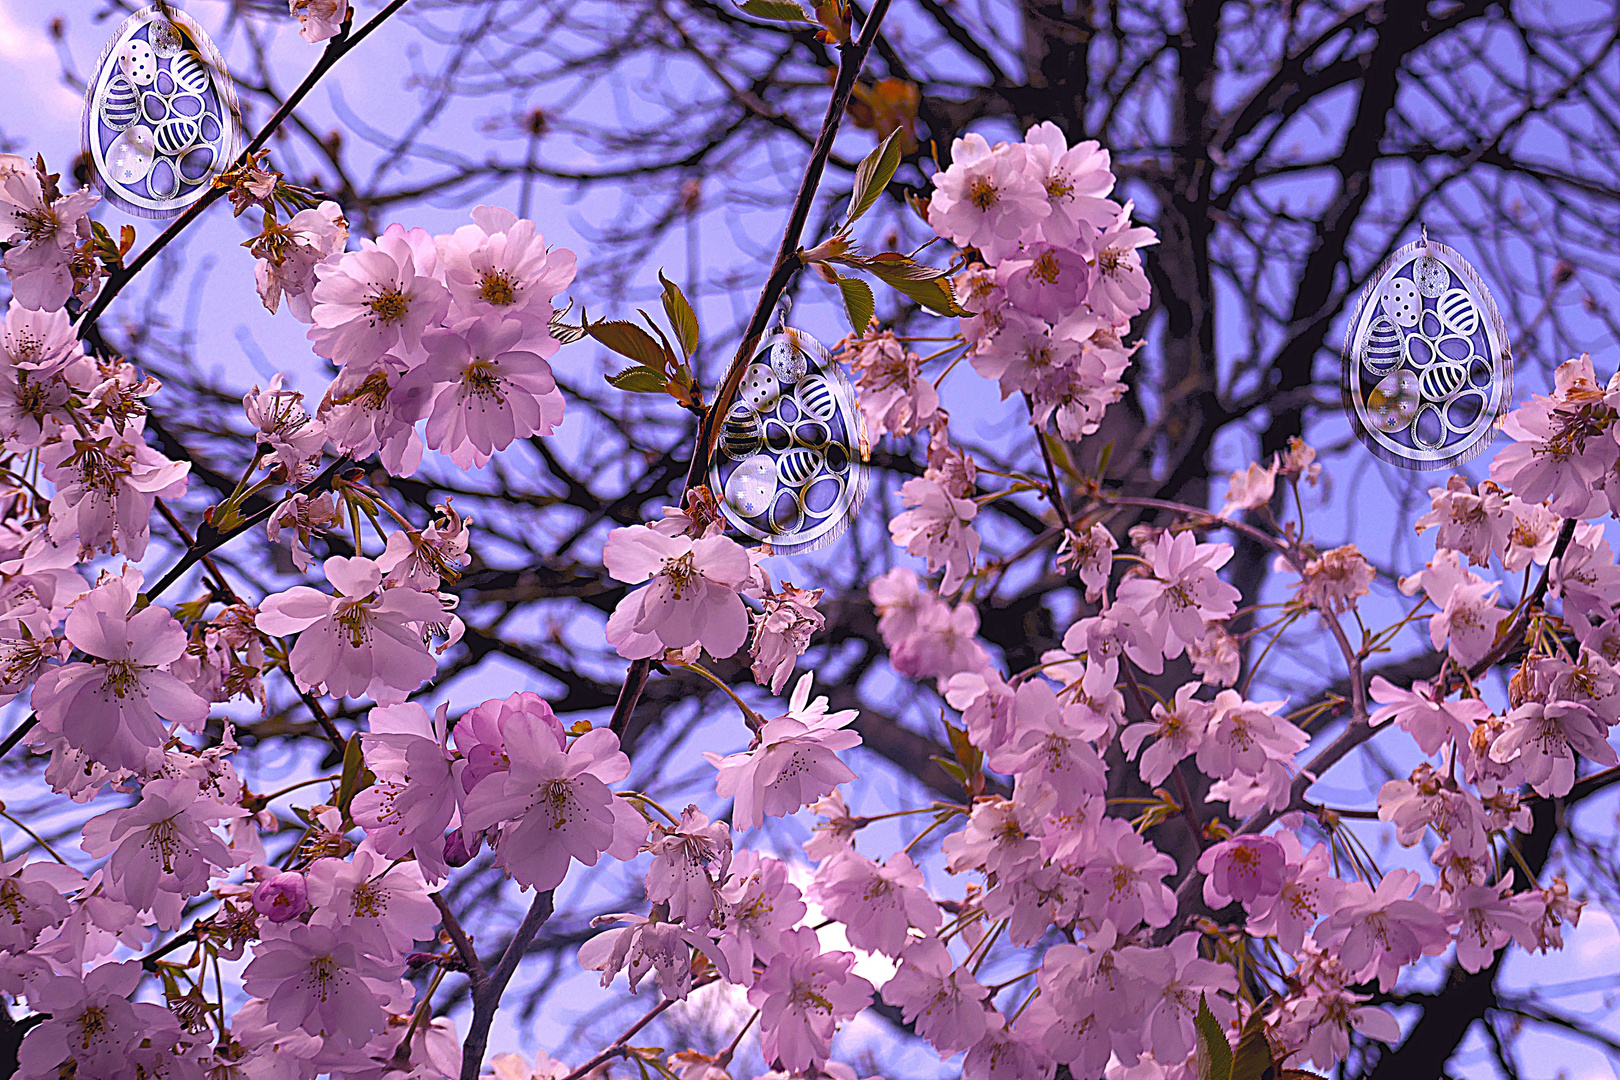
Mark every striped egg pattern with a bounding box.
[1361,315,1403,374]
[1418,362,1468,403]
[774,448,824,488]
[1437,288,1479,336]
[100,74,140,129]
[169,51,212,96]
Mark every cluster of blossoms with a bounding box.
[0,21,1615,1072]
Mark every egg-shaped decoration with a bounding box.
[1343,237,1511,470]
[83,6,240,218]
[720,403,763,460]
[708,329,870,554]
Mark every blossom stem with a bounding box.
[0,807,66,864]
[675,661,765,731]
[559,989,693,1080]
[458,889,555,1080]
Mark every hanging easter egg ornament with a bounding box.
[82,5,241,218]
[707,328,870,554]
[1342,235,1511,470]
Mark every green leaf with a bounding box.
[836,274,875,331]
[739,0,809,20]
[607,365,671,394]
[858,253,966,316]
[335,734,366,816]
[847,128,903,225]
[1230,1011,1278,1080]
[589,319,671,369]
[658,271,700,358]
[1194,995,1233,1080]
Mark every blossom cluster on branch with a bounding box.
[0,30,1612,1080]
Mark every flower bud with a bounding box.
[251,871,309,923]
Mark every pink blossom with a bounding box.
[1246,835,1340,952]
[1121,681,1210,786]
[242,922,408,1050]
[715,851,806,986]
[1489,355,1614,517]
[643,804,731,927]
[439,206,576,348]
[256,556,442,701]
[1085,202,1157,325]
[880,937,991,1054]
[460,723,645,892]
[244,373,326,476]
[352,703,462,877]
[1217,459,1277,518]
[1427,572,1504,667]
[888,594,991,683]
[254,200,348,320]
[839,329,939,438]
[1490,699,1617,797]
[971,309,1080,396]
[749,926,875,1072]
[16,961,181,1079]
[252,871,309,924]
[1368,675,1490,757]
[989,679,1106,813]
[80,777,243,929]
[1416,475,1511,565]
[996,243,1093,322]
[579,912,728,999]
[809,850,939,956]
[1197,835,1287,910]
[0,157,97,312]
[984,863,1083,943]
[319,354,426,475]
[1022,122,1118,249]
[0,855,78,955]
[1290,545,1375,615]
[1056,522,1116,601]
[290,0,349,42]
[928,134,1049,263]
[604,525,751,660]
[890,475,981,595]
[1194,689,1306,781]
[963,1015,1055,1080]
[309,224,450,366]
[0,300,79,374]
[749,581,824,694]
[943,797,1041,877]
[704,674,861,830]
[31,569,209,773]
[1313,868,1451,991]
[41,419,189,559]
[307,842,440,962]
[393,319,565,468]
[1114,530,1240,659]
[1137,932,1240,1063]
[945,668,1017,749]
[1446,882,1534,973]
[1079,818,1176,929]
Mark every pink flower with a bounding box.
[80,778,243,929]
[254,200,348,320]
[439,206,576,348]
[1079,818,1176,929]
[642,804,731,927]
[749,926,875,1072]
[1490,699,1617,797]
[1313,868,1451,990]
[889,476,981,595]
[1195,689,1306,781]
[1114,531,1240,659]
[603,525,751,660]
[16,961,180,1078]
[1085,202,1156,325]
[943,797,1041,877]
[749,581,824,694]
[242,922,408,1050]
[579,912,728,999]
[839,329,939,438]
[1246,834,1340,952]
[318,354,426,476]
[42,420,189,560]
[1416,475,1511,565]
[244,373,326,476]
[289,0,349,43]
[0,157,97,312]
[393,319,565,468]
[31,570,209,774]
[1446,882,1533,973]
[1056,523,1115,601]
[1427,573,1504,667]
[971,309,1079,396]
[306,842,439,962]
[704,674,860,830]
[1197,835,1287,910]
[1022,122,1118,249]
[1137,932,1239,1063]
[1489,355,1615,517]
[351,701,459,884]
[808,851,940,956]
[308,224,450,366]
[715,851,806,986]
[252,871,309,924]
[460,724,645,892]
[880,937,991,1054]
[888,595,991,683]
[255,556,442,701]
[945,668,1017,749]
[996,243,1093,322]
[0,300,80,373]
[1368,675,1490,757]
[928,134,1049,263]
[1217,460,1277,518]
[964,1016,1055,1080]
[989,679,1106,813]
[1120,681,1210,786]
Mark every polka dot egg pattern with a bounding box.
[1380,278,1421,327]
